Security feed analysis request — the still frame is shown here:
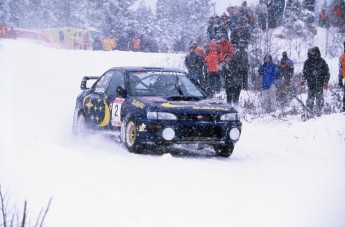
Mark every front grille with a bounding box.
[178,125,222,139]
[178,114,217,122]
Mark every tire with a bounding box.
[125,120,144,153]
[74,113,88,136]
[213,143,234,158]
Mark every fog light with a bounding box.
[162,128,175,140]
[229,128,240,141]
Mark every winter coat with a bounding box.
[93,38,103,50]
[233,48,249,89]
[205,49,220,72]
[302,47,330,89]
[256,3,268,16]
[278,57,294,78]
[258,54,280,90]
[217,39,235,60]
[185,52,204,73]
[220,61,242,87]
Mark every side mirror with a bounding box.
[116,86,127,98]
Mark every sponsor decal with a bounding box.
[192,106,228,111]
[140,97,167,102]
[139,123,147,132]
[132,100,145,109]
[146,71,185,76]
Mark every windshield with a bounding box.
[128,71,206,98]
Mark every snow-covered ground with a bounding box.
[0,39,345,227]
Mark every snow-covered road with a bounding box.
[1,39,344,227]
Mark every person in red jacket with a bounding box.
[205,40,222,95]
[217,35,235,61]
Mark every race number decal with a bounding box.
[111,98,124,126]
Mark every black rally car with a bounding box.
[73,67,242,157]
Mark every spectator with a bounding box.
[184,46,204,84]
[103,36,116,51]
[218,34,236,61]
[338,40,345,112]
[133,35,141,52]
[160,43,169,53]
[267,0,276,29]
[278,51,294,86]
[192,41,205,59]
[277,51,294,104]
[332,0,345,27]
[219,54,240,106]
[230,17,251,47]
[92,37,103,50]
[207,16,215,41]
[258,53,280,113]
[319,9,330,28]
[256,0,268,30]
[205,40,222,95]
[301,47,330,117]
[233,40,250,91]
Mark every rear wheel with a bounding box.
[125,120,144,153]
[74,113,88,136]
[213,143,234,158]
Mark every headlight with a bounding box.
[220,113,239,121]
[147,112,177,120]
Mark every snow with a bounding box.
[1,38,345,227]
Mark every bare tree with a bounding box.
[0,185,52,227]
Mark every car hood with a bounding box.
[130,96,237,114]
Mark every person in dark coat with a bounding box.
[301,46,330,116]
[233,40,249,91]
[92,37,103,50]
[219,54,241,106]
[267,0,276,29]
[278,51,294,86]
[277,51,294,104]
[258,53,280,113]
[184,46,204,84]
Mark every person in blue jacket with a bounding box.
[258,53,280,113]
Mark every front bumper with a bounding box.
[134,119,242,145]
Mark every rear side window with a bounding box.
[94,71,113,94]
[107,71,125,95]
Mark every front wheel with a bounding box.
[125,120,144,153]
[213,143,234,158]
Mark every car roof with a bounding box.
[107,66,185,73]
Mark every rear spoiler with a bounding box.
[80,76,99,90]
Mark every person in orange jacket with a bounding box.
[217,35,235,61]
[133,35,141,52]
[205,40,222,95]
[338,41,345,112]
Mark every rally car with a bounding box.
[72,67,242,157]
